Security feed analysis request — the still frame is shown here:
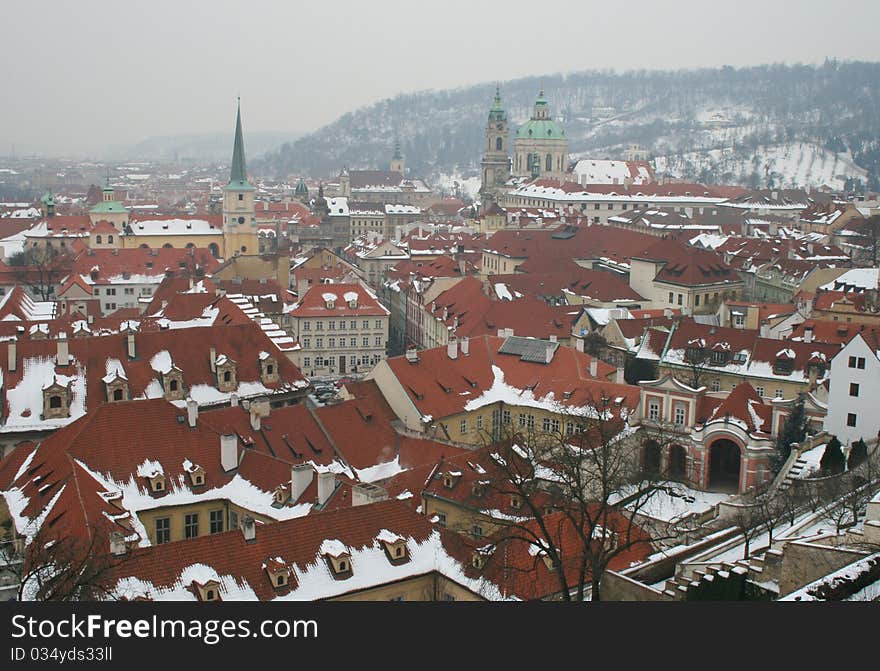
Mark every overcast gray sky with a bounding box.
[3,0,880,157]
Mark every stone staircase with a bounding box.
[660,548,784,600]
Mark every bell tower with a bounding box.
[479,85,510,210]
[222,99,257,257]
[390,139,405,175]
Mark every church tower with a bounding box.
[479,85,510,209]
[222,100,257,257]
[390,139,405,175]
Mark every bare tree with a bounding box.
[470,395,681,601]
[1,524,127,602]
[7,246,72,301]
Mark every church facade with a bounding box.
[512,90,568,181]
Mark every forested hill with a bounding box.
[259,61,880,192]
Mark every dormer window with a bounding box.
[686,347,706,363]
[710,350,728,366]
[264,559,292,589]
[260,354,279,385]
[442,471,461,489]
[472,553,485,569]
[510,494,523,510]
[377,530,409,563]
[273,485,288,506]
[43,382,71,420]
[149,476,166,493]
[322,540,353,578]
[195,580,221,602]
[471,481,486,497]
[773,350,794,375]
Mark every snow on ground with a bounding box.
[654,141,868,191]
[432,172,480,200]
[618,482,732,523]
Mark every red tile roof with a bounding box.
[382,335,634,422]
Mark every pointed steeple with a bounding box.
[229,98,248,185]
[489,84,506,121]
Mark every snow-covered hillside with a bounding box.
[654,142,869,191]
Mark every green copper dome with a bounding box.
[295,178,309,195]
[516,89,565,139]
[515,119,565,139]
[90,200,128,214]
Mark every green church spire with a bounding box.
[229,99,248,185]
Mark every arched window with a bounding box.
[169,380,178,391]
[96,235,102,244]
[495,137,503,151]
[208,243,220,258]
[49,395,62,409]
[113,388,124,401]
[545,154,553,172]
[108,235,113,243]
[163,243,173,249]
[266,365,274,376]
[185,242,195,249]
[223,371,231,383]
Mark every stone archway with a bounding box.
[708,438,742,492]
[642,440,661,475]
[668,444,687,481]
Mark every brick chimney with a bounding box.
[186,398,198,428]
[250,406,261,431]
[589,358,598,377]
[56,333,69,366]
[241,515,256,542]
[7,337,16,373]
[460,336,469,355]
[317,471,336,505]
[126,333,136,359]
[109,531,127,556]
[290,464,314,503]
[447,336,458,360]
[220,434,238,472]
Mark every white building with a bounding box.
[825,333,880,446]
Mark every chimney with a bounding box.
[209,347,217,372]
[53,333,69,366]
[290,464,314,503]
[7,337,16,373]
[220,434,238,472]
[447,336,458,360]
[545,345,554,364]
[460,336,469,355]
[249,406,261,431]
[317,471,335,505]
[87,314,94,325]
[589,358,598,377]
[615,367,625,384]
[405,347,419,363]
[186,398,198,428]
[575,338,584,353]
[241,515,256,542]
[804,325,813,343]
[230,392,238,407]
[126,333,136,359]
[352,482,389,507]
[109,531,127,556]
[549,335,557,343]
